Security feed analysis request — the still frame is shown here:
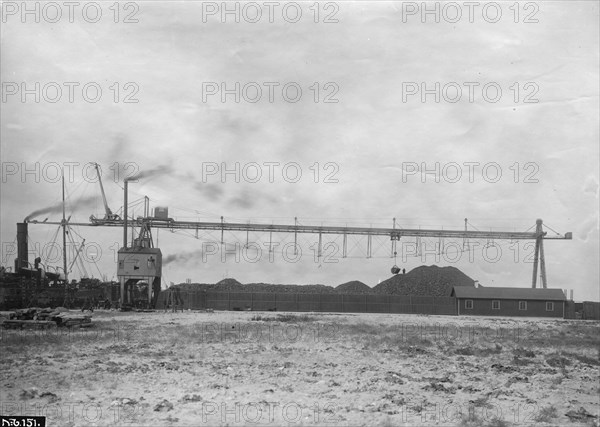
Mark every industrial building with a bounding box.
[452,287,567,318]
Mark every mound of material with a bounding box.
[174,278,245,293]
[174,280,335,294]
[373,265,475,297]
[335,281,372,294]
[173,266,476,297]
[215,278,243,288]
[174,283,213,292]
[243,283,335,294]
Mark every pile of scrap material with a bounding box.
[0,311,16,319]
[0,307,92,329]
[373,265,475,297]
[335,281,372,294]
[51,312,93,328]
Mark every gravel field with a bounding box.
[1,310,599,427]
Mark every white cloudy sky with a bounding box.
[1,1,598,300]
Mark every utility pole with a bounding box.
[62,171,69,297]
[123,180,128,249]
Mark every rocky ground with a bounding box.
[1,311,599,426]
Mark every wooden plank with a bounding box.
[2,320,57,329]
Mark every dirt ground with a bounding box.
[1,310,599,427]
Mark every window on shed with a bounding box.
[492,300,500,310]
[519,301,527,310]
[546,302,554,311]
[465,300,473,309]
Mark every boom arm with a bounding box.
[90,163,120,222]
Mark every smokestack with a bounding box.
[123,181,128,249]
[16,222,28,269]
[570,289,573,300]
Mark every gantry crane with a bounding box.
[29,214,571,289]
[23,173,573,301]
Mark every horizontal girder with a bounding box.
[28,219,572,241]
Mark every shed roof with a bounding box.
[453,287,566,301]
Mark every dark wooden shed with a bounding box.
[452,287,566,318]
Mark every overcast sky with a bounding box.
[1,1,598,301]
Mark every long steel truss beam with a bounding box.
[30,218,572,240]
[27,218,572,289]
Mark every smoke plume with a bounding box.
[125,165,173,182]
[228,191,277,210]
[163,249,204,265]
[24,195,97,222]
[194,182,225,200]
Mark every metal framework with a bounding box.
[29,216,572,289]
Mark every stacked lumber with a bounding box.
[0,307,92,328]
[0,311,16,319]
[52,313,92,328]
[2,319,56,330]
